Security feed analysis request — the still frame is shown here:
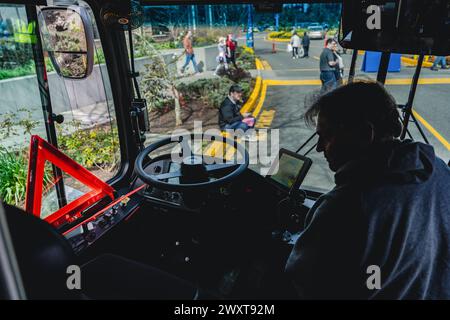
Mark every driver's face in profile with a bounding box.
[316,113,365,172]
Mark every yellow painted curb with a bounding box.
[252,81,268,118]
[265,79,322,86]
[240,57,264,114]
[401,57,433,68]
[267,36,291,43]
[255,58,264,71]
[413,110,450,151]
[385,78,450,85]
[241,75,262,114]
[261,60,272,70]
[262,78,450,86]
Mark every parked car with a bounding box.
[297,22,310,28]
[307,26,326,39]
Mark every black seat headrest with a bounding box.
[3,203,78,299]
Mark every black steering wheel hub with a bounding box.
[180,155,209,184]
[134,134,249,191]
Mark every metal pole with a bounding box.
[26,5,67,209]
[246,4,254,48]
[399,55,429,143]
[409,111,430,144]
[377,52,391,84]
[348,49,358,83]
[296,131,318,153]
[275,13,279,31]
[304,143,318,156]
[208,5,213,29]
[191,5,196,31]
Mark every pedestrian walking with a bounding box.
[180,30,199,74]
[431,56,448,71]
[290,31,301,59]
[301,31,310,58]
[214,37,229,76]
[319,38,339,92]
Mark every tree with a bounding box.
[134,31,183,126]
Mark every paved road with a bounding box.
[251,33,450,191]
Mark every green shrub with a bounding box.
[0,148,28,206]
[0,61,35,80]
[151,41,180,51]
[0,48,103,80]
[177,77,253,110]
[236,46,256,70]
[269,29,308,39]
[0,147,52,207]
[327,29,338,36]
[269,31,291,39]
[0,109,40,140]
[57,121,119,171]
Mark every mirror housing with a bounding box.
[38,6,94,79]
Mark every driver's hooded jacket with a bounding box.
[286,140,450,299]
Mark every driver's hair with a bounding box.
[304,80,403,140]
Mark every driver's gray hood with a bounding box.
[335,139,436,186]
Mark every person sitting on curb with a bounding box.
[219,85,256,136]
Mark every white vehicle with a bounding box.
[307,26,326,39]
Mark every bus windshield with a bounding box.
[130,2,450,193]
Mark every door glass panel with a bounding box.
[0,4,48,209]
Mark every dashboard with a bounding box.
[62,152,318,255]
[63,190,142,254]
[133,158,187,208]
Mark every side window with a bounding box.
[39,1,120,218]
[0,2,120,220]
[0,4,48,210]
[383,55,450,162]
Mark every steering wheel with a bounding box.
[134,134,249,191]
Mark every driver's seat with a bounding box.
[3,203,204,300]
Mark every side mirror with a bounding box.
[38,6,94,79]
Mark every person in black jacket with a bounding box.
[219,85,254,131]
[301,31,310,58]
[285,81,450,299]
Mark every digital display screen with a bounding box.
[270,153,306,190]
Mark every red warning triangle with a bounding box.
[25,135,115,227]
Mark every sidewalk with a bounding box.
[173,69,259,85]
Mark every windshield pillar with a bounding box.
[25,4,67,208]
